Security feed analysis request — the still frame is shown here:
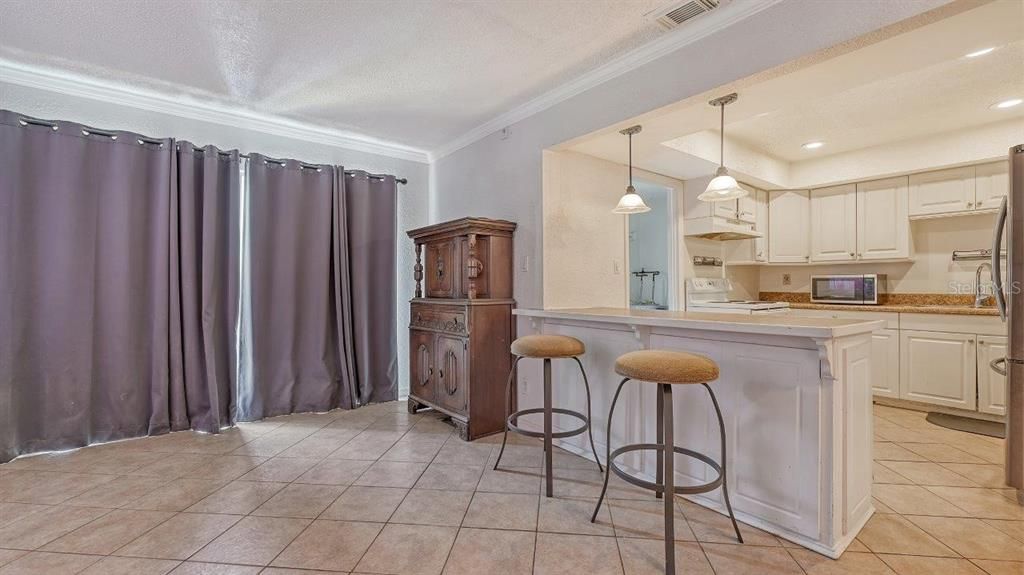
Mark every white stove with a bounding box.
[686,278,790,315]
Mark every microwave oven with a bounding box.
[810,274,886,305]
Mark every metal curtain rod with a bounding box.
[17,115,407,185]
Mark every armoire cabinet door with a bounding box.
[810,184,857,262]
[425,240,457,298]
[410,330,435,403]
[857,176,910,260]
[435,335,468,414]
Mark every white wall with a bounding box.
[0,81,430,397]
[431,0,950,309]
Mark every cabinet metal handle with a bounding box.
[991,357,1007,376]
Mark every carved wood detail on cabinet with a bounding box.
[406,217,517,440]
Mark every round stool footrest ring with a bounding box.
[507,407,590,439]
[608,443,724,495]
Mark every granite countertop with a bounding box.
[514,307,884,339]
[761,292,1000,316]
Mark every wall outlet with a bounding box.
[520,255,530,272]
[782,273,792,286]
[613,259,622,274]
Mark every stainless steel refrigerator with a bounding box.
[993,144,1024,505]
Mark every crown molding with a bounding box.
[430,0,783,162]
[0,58,431,164]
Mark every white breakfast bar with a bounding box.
[512,307,885,558]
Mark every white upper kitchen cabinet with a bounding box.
[899,329,977,410]
[975,161,1010,211]
[977,335,1008,416]
[736,183,758,224]
[753,189,769,262]
[857,176,910,260]
[769,190,810,263]
[810,184,857,262]
[908,166,976,217]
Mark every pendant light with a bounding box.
[698,92,748,202]
[612,125,651,214]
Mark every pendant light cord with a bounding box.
[628,132,633,188]
[719,102,725,168]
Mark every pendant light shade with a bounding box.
[699,93,748,203]
[613,125,650,214]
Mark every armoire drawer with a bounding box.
[410,303,468,336]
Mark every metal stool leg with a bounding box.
[543,358,554,497]
[572,356,603,473]
[661,383,675,575]
[591,377,630,522]
[493,357,522,471]
[655,389,664,500]
[703,383,743,544]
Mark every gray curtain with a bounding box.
[338,171,398,404]
[170,143,241,432]
[0,111,175,462]
[241,155,348,418]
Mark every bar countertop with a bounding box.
[514,307,884,339]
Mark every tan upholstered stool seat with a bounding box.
[510,335,585,358]
[614,350,719,384]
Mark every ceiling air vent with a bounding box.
[653,0,720,29]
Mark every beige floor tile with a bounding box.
[880,461,978,487]
[413,463,482,491]
[0,551,25,568]
[129,454,217,478]
[616,538,713,575]
[442,527,535,575]
[477,467,543,494]
[876,555,987,575]
[984,519,1024,543]
[939,463,1007,488]
[873,497,897,514]
[543,467,605,498]
[855,514,957,557]
[79,556,181,575]
[873,442,928,462]
[328,437,398,460]
[462,492,539,531]
[122,478,226,511]
[64,475,168,508]
[969,559,1024,575]
[251,483,344,518]
[538,496,614,536]
[390,489,473,527]
[191,515,310,566]
[356,461,429,488]
[490,445,544,468]
[262,569,343,575]
[0,505,109,550]
[238,458,318,482]
[186,480,286,514]
[271,519,383,572]
[183,456,267,481]
[533,532,622,575]
[0,503,47,529]
[702,543,803,574]
[380,437,447,463]
[42,508,173,554]
[168,563,261,575]
[0,551,101,574]
[5,471,115,505]
[789,550,896,574]
[355,523,458,575]
[293,458,373,485]
[678,500,775,546]
[433,441,494,466]
[607,498,694,541]
[900,443,987,464]
[905,516,1024,561]
[926,487,1024,520]
[230,435,302,458]
[320,485,407,522]
[873,462,914,485]
[115,512,241,560]
[872,484,970,516]
[275,434,354,459]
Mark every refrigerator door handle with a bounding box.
[992,195,1008,321]
[991,357,1007,377]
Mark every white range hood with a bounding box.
[684,216,763,241]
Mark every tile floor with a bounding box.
[0,402,1020,574]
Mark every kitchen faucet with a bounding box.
[975,262,994,308]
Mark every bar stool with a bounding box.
[592,349,742,574]
[494,334,602,497]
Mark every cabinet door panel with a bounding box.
[768,190,810,263]
[753,190,769,262]
[975,161,1010,211]
[715,198,739,220]
[410,330,435,403]
[899,330,977,410]
[737,184,758,224]
[978,336,1008,416]
[908,166,975,216]
[425,240,457,298]
[857,177,909,260]
[871,328,900,399]
[436,335,468,415]
[810,184,857,262]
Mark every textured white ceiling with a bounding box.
[0,0,666,150]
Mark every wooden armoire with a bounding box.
[406,217,516,440]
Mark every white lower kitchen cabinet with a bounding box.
[870,328,900,399]
[768,190,810,263]
[978,335,1008,415]
[899,329,977,410]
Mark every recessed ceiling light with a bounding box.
[991,98,1022,109]
[802,141,825,150]
[965,47,995,58]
